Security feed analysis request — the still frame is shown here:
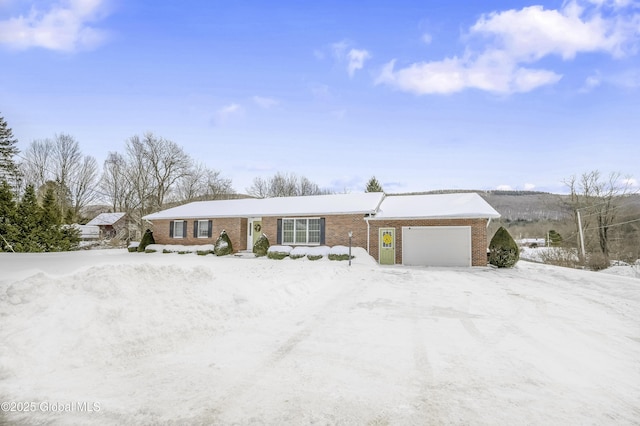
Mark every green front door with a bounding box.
[379,228,395,265]
[252,220,262,247]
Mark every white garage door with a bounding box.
[402,226,472,267]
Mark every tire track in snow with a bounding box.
[204,270,369,422]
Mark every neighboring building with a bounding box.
[142,192,500,267]
[74,224,100,241]
[517,238,546,248]
[86,212,128,239]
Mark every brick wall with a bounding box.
[260,214,369,248]
[367,218,489,266]
[149,218,247,251]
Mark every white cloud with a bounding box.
[213,103,243,125]
[346,48,371,77]
[581,73,603,92]
[524,183,536,191]
[376,1,640,95]
[252,96,279,109]
[496,184,513,191]
[327,40,371,77]
[421,33,432,45]
[0,0,111,52]
[376,56,562,95]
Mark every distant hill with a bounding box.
[391,190,574,222]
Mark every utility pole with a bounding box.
[576,209,586,261]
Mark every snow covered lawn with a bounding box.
[1,250,639,425]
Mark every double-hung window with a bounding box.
[282,218,321,245]
[171,220,185,238]
[194,220,212,238]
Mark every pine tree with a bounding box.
[15,185,43,252]
[40,187,63,251]
[0,114,21,188]
[0,180,17,251]
[365,176,383,193]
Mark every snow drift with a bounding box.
[1,249,638,425]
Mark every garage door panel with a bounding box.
[402,226,471,267]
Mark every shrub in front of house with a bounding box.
[267,245,292,260]
[289,246,308,259]
[128,242,139,253]
[214,230,233,256]
[138,229,155,252]
[307,246,330,261]
[328,245,353,261]
[253,234,270,257]
[489,227,519,268]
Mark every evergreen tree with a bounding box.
[0,114,21,188]
[548,230,563,247]
[138,229,155,252]
[40,187,63,251]
[365,176,383,193]
[488,226,520,268]
[0,180,17,251]
[214,230,233,256]
[253,233,270,257]
[15,185,43,252]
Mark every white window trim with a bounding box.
[173,220,184,239]
[197,220,209,239]
[282,217,321,245]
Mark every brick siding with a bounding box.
[149,218,248,251]
[149,215,489,266]
[367,218,489,266]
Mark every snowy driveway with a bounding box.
[1,250,639,425]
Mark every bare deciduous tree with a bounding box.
[101,152,131,212]
[565,170,635,263]
[21,135,99,222]
[247,172,330,198]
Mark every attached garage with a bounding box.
[367,193,501,267]
[402,226,471,267]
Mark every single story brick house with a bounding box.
[142,192,500,266]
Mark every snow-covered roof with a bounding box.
[142,193,385,220]
[369,193,501,220]
[87,212,126,226]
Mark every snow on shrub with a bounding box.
[137,229,155,252]
[328,245,354,261]
[128,242,139,253]
[290,246,309,259]
[144,244,162,253]
[253,234,270,257]
[307,246,330,261]
[267,245,292,260]
[214,230,233,256]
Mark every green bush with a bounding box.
[127,246,138,253]
[196,250,212,256]
[253,234,270,257]
[144,248,157,253]
[489,227,519,268]
[267,251,289,260]
[307,254,323,261]
[138,229,155,252]
[328,254,351,261]
[214,230,233,256]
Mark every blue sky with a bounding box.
[1,0,639,194]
